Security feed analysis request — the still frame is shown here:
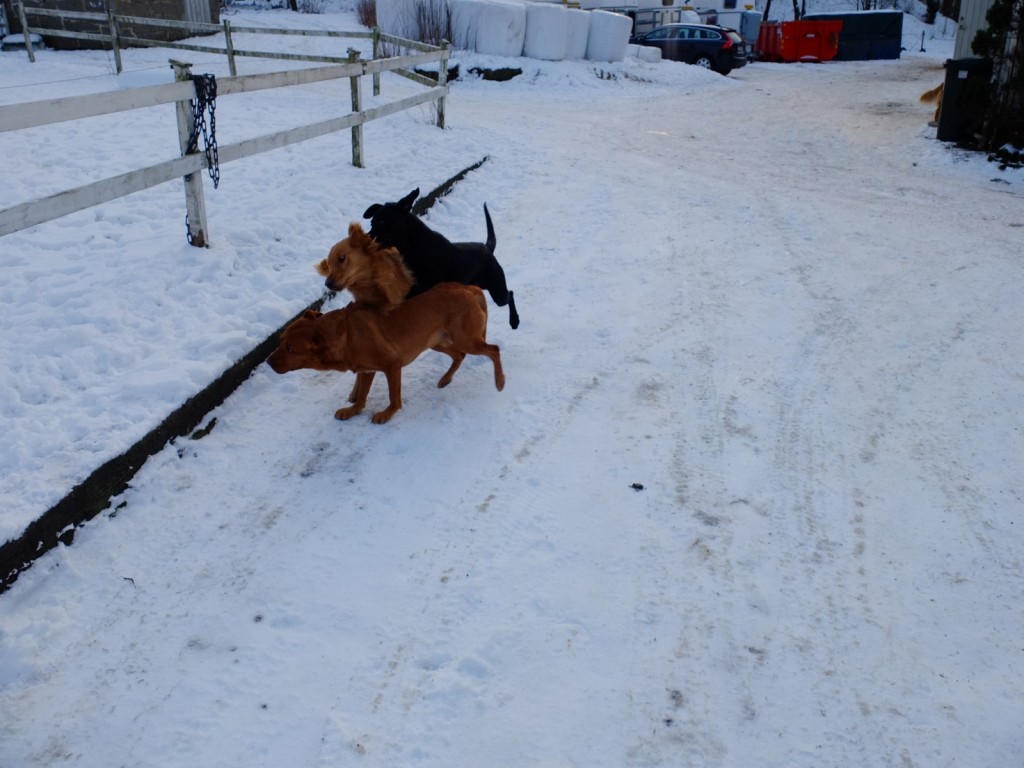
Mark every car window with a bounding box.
[647,28,672,40]
[701,30,722,40]
[673,27,691,39]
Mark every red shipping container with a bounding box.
[757,20,843,62]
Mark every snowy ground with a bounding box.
[1,6,1023,767]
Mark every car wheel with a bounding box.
[693,55,713,69]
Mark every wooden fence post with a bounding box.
[347,47,364,169]
[372,27,381,96]
[223,19,237,77]
[170,59,210,248]
[16,0,35,62]
[107,7,122,74]
[436,40,449,130]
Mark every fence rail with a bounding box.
[0,35,450,244]
[12,5,437,75]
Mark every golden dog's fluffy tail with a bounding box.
[920,83,943,104]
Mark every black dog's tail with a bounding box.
[482,203,518,329]
[483,203,496,254]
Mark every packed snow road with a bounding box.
[1,21,1022,768]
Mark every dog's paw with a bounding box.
[371,408,398,424]
[335,405,363,420]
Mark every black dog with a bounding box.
[363,188,520,329]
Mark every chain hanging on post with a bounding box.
[184,74,219,246]
[189,74,220,190]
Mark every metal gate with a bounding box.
[184,0,213,25]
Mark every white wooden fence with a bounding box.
[11,5,415,77]
[0,44,450,246]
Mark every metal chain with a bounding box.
[185,74,219,246]
[189,74,219,189]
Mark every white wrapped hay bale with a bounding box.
[564,8,590,60]
[450,0,479,50]
[585,9,631,62]
[629,42,662,62]
[474,0,527,57]
[523,2,568,61]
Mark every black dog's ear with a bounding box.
[398,188,419,210]
[363,203,382,219]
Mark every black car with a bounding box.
[631,24,748,75]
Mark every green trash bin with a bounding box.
[936,57,993,143]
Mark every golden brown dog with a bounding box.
[920,83,944,125]
[315,222,413,310]
[267,283,505,424]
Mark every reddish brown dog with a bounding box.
[267,283,505,423]
[315,222,413,310]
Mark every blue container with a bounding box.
[802,10,903,60]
